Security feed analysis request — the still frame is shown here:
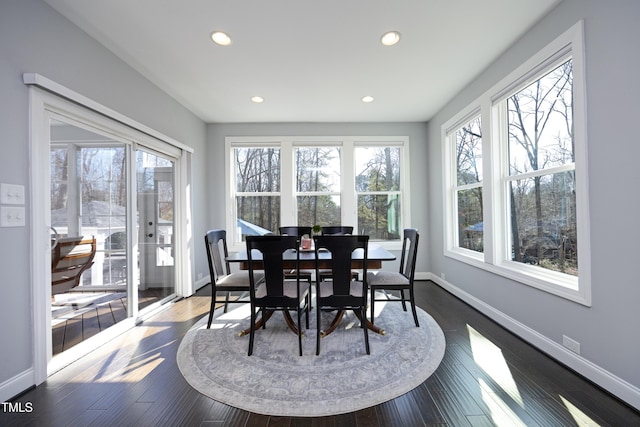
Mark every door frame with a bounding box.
[26,75,194,385]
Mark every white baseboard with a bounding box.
[0,368,35,402]
[424,272,640,411]
[194,277,210,292]
[414,271,430,281]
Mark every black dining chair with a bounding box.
[318,226,359,281]
[313,234,370,355]
[204,229,264,329]
[367,228,420,327]
[246,235,310,356]
[321,225,354,235]
[279,226,314,284]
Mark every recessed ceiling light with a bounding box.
[381,31,401,46]
[210,31,231,46]
[251,96,264,103]
[361,96,374,103]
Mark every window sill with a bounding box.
[444,249,590,306]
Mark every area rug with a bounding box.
[177,296,445,417]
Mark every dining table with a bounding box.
[226,243,396,270]
[226,243,396,336]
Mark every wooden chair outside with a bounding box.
[51,236,96,295]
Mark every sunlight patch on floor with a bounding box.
[560,395,602,426]
[479,378,528,427]
[95,352,165,383]
[467,324,524,407]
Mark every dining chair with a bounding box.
[204,229,264,329]
[367,228,420,327]
[246,235,310,356]
[320,225,354,235]
[278,226,314,283]
[318,226,359,282]
[313,234,370,355]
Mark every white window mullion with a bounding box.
[341,139,357,229]
[280,139,296,227]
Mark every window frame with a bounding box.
[442,21,591,305]
[444,108,485,262]
[226,136,410,252]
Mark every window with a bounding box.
[442,22,590,305]
[234,147,281,234]
[448,115,484,253]
[227,137,410,250]
[295,146,341,227]
[506,60,576,276]
[355,146,403,240]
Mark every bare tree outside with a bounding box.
[455,117,483,252]
[296,146,341,228]
[235,147,281,234]
[507,59,577,275]
[356,146,402,239]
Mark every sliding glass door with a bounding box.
[49,119,178,357]
[136,148,176,310]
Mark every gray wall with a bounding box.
[205,122,429,274]
[2,0,639,411]
[427,0,640,406]
[0,0,207,399]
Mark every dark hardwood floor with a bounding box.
[3,281,639,426]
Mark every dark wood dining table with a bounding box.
[226,243,396,270]
[226,243,396,336]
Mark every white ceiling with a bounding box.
[43,0,560,123]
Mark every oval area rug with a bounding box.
[177,297,445,417]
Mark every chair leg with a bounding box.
[297,307,303,356]
[370,288,376,325]
[207,285,216,329]
[362,306,370,355]
[316,299,322,356]
[410,288,420,327]
[248,306,256,356]
[223,292,231,313]
[305,295,310,329]
[400,289,407,311]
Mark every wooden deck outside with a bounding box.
[51,288,171,356]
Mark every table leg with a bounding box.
[321,310,385,336]
[238,309,302,336]
[238,309,274,337]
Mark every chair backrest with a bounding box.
[321,226,354,235]
[399,228,419,280]
[314,235,368,297]
[205,229,230,283]
[51,235,96,295]
[246,235,300,299]
[279,226,312,237]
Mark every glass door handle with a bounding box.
[50,226,59,250]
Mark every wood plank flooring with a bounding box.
[3,281,639,426]
[51,288,170,355]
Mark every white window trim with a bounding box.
[442,21,591,306]
[225,136,410,252]
[25,75,194,386]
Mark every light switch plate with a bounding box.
[0,206,26,227]
[0,183,25,205]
